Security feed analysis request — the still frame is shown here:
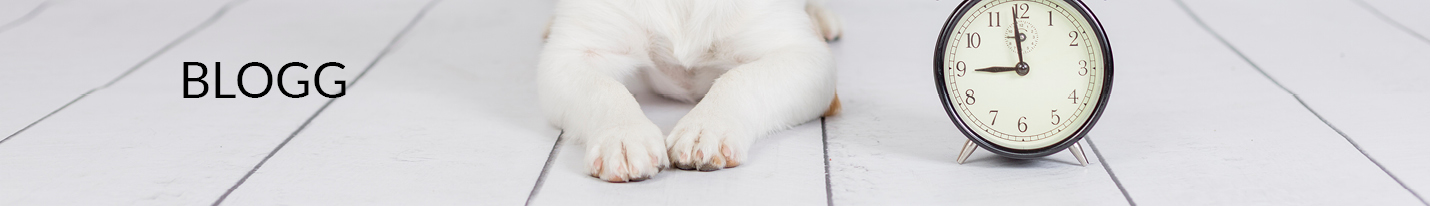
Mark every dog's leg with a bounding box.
[538,43,668,183]
[806,0,843,41]
[808,0,843,115]
[667,19,836,171]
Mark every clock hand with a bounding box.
[975,66,1020,73]
[1009,6,1029,76]
[1011,6,1025,64]
[976,7,1034,76]
[974,62,1030,75]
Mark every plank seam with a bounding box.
[1173,0,1428,205]
[1350,0,1430,45]
[1086,138,1137,206]
[0,89,89,145]
[525,133,563,206]
[821,117,833,206]
[0,0,241,145]
[0,0,49,35]
[100,0,248,90]
[209,1,441,205]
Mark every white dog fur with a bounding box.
[538,0,842,182]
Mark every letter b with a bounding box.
[184,62,208,98]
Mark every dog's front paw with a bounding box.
[584,124,670,182]
[666,113,754,171]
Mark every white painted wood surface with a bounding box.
[1082,0,1423,205]
[0,0,227,141]
[821,1,1129,205]
[1179,0,1430,202]
[0,0,46,30]
[1359,0,1430,41]
[0,0,427,204]
[218,1,560,205]
[0,0,1426,205]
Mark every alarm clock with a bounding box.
[933,0,1113,165]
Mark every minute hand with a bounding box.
[1004,6,1030,76]
[1011,5,1026,64]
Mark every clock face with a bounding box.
[935,0,1111,155]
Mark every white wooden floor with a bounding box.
[0,0,1426,205]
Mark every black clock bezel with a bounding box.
[932,0,1114,159]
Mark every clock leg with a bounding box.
[1069,142,1088,166]
[956,139,978,164]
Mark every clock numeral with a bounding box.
[1068,31,1080,46]
[1078,60,1088,76]
[1050,110,1060,125]
[987,12,1001,27]
[1017,117,1028,132]
[966,33,981,48]
[964,89,976,105]
[988,110,999,125]
[1068,90,1079,104]
[1015,4,1030,19]
[1048,11,1054,26]
[955,61,967,77]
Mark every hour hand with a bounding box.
[975,66,1020,73]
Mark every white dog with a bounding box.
[538,0,843,182]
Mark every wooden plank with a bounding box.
[1179,0,1430,202]
[0,0,428,205]
[1359,0,1430,42]
[0,0,47,31]
[821,1,1129,205]
[0,0,228,141]
[528,92,829,205]
[1077,0,1424,205]
[216,1,559,205]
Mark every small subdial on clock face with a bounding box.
[1003,20,1038,54]
[943,0,1106,150]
